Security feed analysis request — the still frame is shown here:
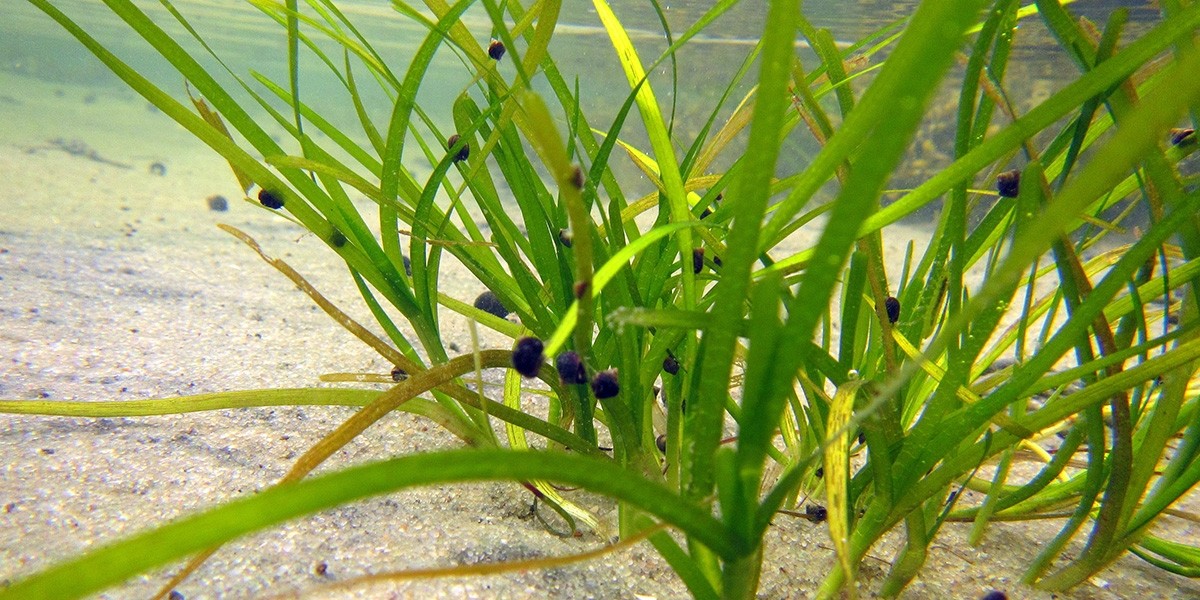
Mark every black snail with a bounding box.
[1170,127,1195,146]
[805,504,828,523]
[663,353,680,375]
[996,169,1020,199]
[884,296,900,325]
[206,194,228,212]
[258,189,284,209]
[330,228,347,248]
[390,366,408,382]
[473,290,510,319]
[512,337,544,378]
[568,165,585,189]
[447,134,469,163]
[590,369,619,399]
[555,351,587,385]
[487,39,505,61]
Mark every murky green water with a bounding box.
[0,1,1165,216]
[2,1,1158,98]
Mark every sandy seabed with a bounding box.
[1,68,1199,600]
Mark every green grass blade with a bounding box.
[592,0,696,316]
[285,0,304,141]
[763,2,1200,277]
[544,221,700,356]
[0,450,738,600]
[764,1,992,492]
[681,0,797,502]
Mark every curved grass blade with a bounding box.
[543,221,700,356]
[0,450,737,600]
[592,0,696,316]
[762,2,1200,277]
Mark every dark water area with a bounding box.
[0,1,1173,226]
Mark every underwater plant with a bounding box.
[4,0,1200,598]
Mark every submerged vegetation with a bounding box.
[4,0,1200,597]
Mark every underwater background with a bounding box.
[2,1,1196,598]
[0,0,1163,208]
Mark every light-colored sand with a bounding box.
[2,67,1198,600]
